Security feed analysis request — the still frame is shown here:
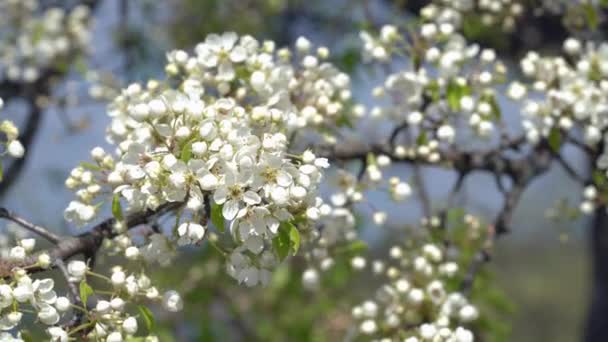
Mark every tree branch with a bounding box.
[0,207,62,244]
[0,201,182,278]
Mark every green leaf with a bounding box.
[447,81,461,111]
[366,152,376,166]
[75,57,88,75]
[112,194,123,221]
[0,159,3,182]
[210,202,225,233]
[343,240,368,254]
[80,162,102,171]
[426,81,441,102]
[287,222,300,255]
[548,127,562,153]
[335,47,361,74]
[416,131,428,146]
[593,170,606,188]
[486,94,502,120]
[446,80,471,112]
[20,330,33,342]
[336,111,354,128]
[272,221,301,258]
[446,207,466,225]
[79,280,94,306]
[31,23,45,44]
[584,4,599,30]
[138,305,155,332]
[180,139,194,162]
[272,224,290,261]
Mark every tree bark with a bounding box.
[585,205,608,342]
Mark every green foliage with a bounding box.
[180,139,194,163]
[583,4,599,30]
[333,47,361,74]
[210,203,225,233]
[461,16,510,50]
[80,162,103,171]
[416,131,428,146]
[472,270,515,342]
[138,305,155,332]
[446,80,471,112]
[169,0,286,49]
[272,223,291,261]
[79,280,94,306]
[287,222,301,255]
[112,193,124,221]
[19,330,33,342]
[548,127,562,153]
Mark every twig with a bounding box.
[0,201,182,278]
[554,152,587,184]
[0,101,42,198]
[461,250,490,295]
[494,183,525,236]
[0,207,62,244]
[55,259,85,329]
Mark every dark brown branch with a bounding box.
[494,183,526,235]
[55,259,85,328]
[323,135,535,181]
[554,152,587,184]
[442,171,468,210]
[0,98,43,198]
[567,136,595,155]
[461,249,491,294]
[0,207,62,244]
[322,135,553,233]
[413,163,431,218]
[0,201,182,278]
[0,0,101,198]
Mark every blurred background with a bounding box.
[0,0,597,341]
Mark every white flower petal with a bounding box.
[222,199,240,220]
[243,191,261,205]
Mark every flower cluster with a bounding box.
[0,0,91,82]
[360,15,507,172]
[421,0,524,33]
[511,39,607,146]
[350,239,478,341]
[1,244,182,341]
[63,33,359,287]
[63,260,181,341]
[3,0,607,339]
[0,98,24,161]
[506,38,608,212]
[0,242,74,341]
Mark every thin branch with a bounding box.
[493,173,506,194]
[55,259,85,329]
[461,249,490,295]
[0,201,182,278]
[0,101,42,198]
[554,152,587,183]
[403,128,432,218]
[389,121,408,148]
[0,207,62,244]
[0,0,101,198]
[494,183,526,236]
[413,164,431,218]
[438,171,468,228]
[567,136,594,155]
[446,171,468,207]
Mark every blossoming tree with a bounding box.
[1,0,608,341]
